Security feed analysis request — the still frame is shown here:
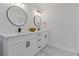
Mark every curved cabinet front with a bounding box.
[1,31,48,56]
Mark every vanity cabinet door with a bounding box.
[8,39,36,56]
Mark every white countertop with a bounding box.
[0,30,48,38]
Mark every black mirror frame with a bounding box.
[7,6,27,27]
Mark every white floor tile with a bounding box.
[37,44,75,56]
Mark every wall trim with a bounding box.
[49,43,76,55]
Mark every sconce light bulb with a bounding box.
[36,10,42,14]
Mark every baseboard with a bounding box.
[49,43,76,55]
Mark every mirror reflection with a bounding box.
[34,15,42,27]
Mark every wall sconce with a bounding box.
[34,10,42,16]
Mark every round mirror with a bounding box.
[34,15,42,27]
[7,6,27,27]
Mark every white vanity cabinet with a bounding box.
[0,45,1,55]
[1,31,48,56]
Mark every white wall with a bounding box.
[37,4,77,53]
[49,4,77,52]
[76,4,79,53]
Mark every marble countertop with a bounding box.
[0,30,48,38]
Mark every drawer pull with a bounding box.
[45,34,47,38]
[38,33,41,36]
[26,41,30,48]
[38,45,41,48]
[38,39,41,41]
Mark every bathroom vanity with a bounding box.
[0,3,48,56]
[0,31,48,56]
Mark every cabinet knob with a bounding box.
[45,34,47,38]
[26,41,30,48]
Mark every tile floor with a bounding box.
[37,44,76,56]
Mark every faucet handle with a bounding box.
[18,28,22,33]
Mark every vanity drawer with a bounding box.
[41,32,48,39]
[8,33,42,46]
[34,41,48,55]
[37,32,48,44]
[37,37,48,47]
[32,35,48,55]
